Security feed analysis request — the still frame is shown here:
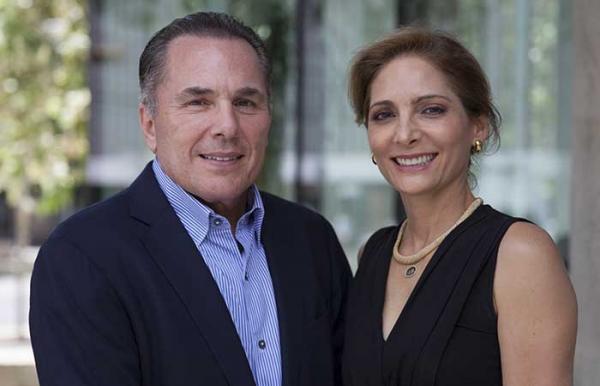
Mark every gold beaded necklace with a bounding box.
[393,198,483,278]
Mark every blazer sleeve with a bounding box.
[29,235,141,386]
[324,221,352,386]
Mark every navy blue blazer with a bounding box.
[29,163,351,386]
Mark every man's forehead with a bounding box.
[165,34,258,63]
[161,34,266,88]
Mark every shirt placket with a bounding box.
[208,216,254,363]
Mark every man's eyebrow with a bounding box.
[174,87,214,101]
[235,87,266,99]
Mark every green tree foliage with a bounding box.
[0,0,89,218]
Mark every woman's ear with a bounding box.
[472,115,489,143]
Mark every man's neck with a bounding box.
[195,192,249,235]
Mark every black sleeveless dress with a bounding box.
[342,205,522,386]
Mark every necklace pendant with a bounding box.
[404,266,417,278]
[392,197,483,267]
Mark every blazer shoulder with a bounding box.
[260,191,345,256]
[50,162,162,242]
[260,191,330,225]
[48,189,131,245]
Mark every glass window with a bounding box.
[450,0,571,258]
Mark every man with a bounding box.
[29,12,351,386]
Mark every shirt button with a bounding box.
[244,272,249,281]
[258,339,266,349]
[213,218,222,226]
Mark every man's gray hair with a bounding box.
[138,11,271,115]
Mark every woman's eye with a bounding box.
[370,111,394,121]
[422,106,446,115]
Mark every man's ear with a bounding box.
[139,103,157,153]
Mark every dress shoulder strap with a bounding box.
[357,226,398,270]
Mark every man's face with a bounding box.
[140,36,271,213]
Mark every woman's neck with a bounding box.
[399,183,476,253]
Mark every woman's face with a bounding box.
[367,55,486,198]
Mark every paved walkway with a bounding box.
[0,340,37,386]
[0,242,38,385]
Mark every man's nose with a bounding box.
[210,102,240,138]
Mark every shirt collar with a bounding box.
[152,158,264,243]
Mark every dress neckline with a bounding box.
[376,204,491,345]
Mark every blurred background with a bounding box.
[0,0,598,385]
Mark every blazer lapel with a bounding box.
[128,164,256,386]
[261,196,304,386]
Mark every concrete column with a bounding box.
[571,0,600,384]
[294,0,325,209]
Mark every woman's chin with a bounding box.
[388,177,437,197]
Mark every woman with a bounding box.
[342,27,577,386]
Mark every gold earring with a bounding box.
[371,154,377,165]
[471,140,483,154]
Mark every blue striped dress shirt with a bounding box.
[152,159,282,386]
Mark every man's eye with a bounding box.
[234,99,257,108]
[185,99,209,106]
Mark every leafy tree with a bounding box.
[0,0,89,246]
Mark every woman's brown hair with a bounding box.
[348,26,500,150]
